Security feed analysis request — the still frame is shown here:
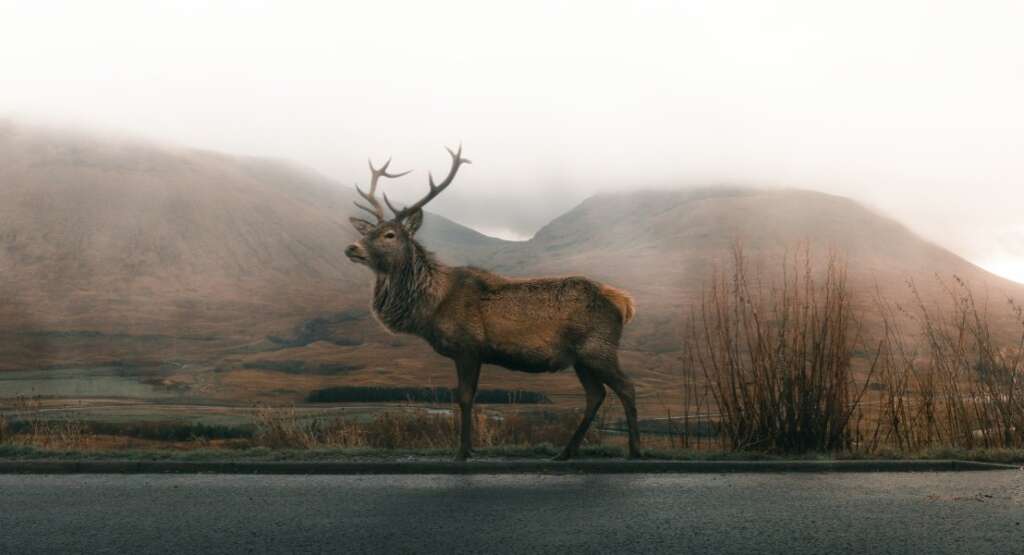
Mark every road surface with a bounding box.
[2,471,1022,554]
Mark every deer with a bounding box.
[344,146,641,460]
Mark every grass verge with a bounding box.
[2,443,1023,464]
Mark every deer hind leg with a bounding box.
[576,348,643,459]
[604,370,642,459]
[554,365,607,461]
[454,357,481,461]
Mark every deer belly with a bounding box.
[478,319,578,372]
[484,343,573,373]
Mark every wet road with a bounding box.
[2,471,1022,554]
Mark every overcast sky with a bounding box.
[2,1,1023,280]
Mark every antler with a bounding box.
[385,145,471,221]
[353,158,412,222]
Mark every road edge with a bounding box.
[0,459,1019,475]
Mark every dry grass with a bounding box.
[249,403,606,451]
[0,397,606,453]
[1,396,89,449]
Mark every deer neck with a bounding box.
[372,241,445,334]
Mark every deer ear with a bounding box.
[402,209,424,235]
[349,217,375,236]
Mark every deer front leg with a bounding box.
[454,357,481,461]
[554,366,607,461]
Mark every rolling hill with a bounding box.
[1,122,1020,408]
[0,123,503,374]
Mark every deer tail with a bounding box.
[600,284,636,325]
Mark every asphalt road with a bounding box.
[2,471,1022,554]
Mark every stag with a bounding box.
[344,146,641,460]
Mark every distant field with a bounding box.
[306,386,551,404]
[0,367,188,400]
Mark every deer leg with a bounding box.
[604,372,643,459]
[554,366,607,461]
[454,357,481,461]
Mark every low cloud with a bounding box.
[2,1,1022,278]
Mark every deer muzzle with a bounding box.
[345,243,368,263]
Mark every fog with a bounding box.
[2,1,1023,278]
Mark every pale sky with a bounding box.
[2,1,1023,279]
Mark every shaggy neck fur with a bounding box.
[372,240,444,334]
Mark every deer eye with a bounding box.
[383,231,396,239]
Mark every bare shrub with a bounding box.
[870,277,1024,450]
[688,248,1024,455]
[686,244,875,453]
[672,367,715,450]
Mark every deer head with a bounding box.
[345,145,470,273]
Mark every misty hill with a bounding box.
[1,123,1021,403]
[477,188,1024,353]
[491,187,1017,293]
[0,123,504,370]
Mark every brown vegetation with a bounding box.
[1,396,88,449]
[677,245,1024,454]
[249,404,605,450]
[685,245,871,452]
[864,277,1024,451]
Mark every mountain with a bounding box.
[0,122,504,372]
[479,187,1024,353]
[1,123,1020,405]
[493,187,1014,291]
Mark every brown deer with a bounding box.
[344,146,641,460]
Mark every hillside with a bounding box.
[0,123,505,373]
[481,188,1024,353]
[494,187,1015,291]
[1,123,1021,410]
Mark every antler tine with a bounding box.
[389,145,471,220]
[353,156,411,222]
[371,157,413,181]
[383,192,403,217]
[353,197,380,219]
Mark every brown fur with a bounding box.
[600,285,636,324]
